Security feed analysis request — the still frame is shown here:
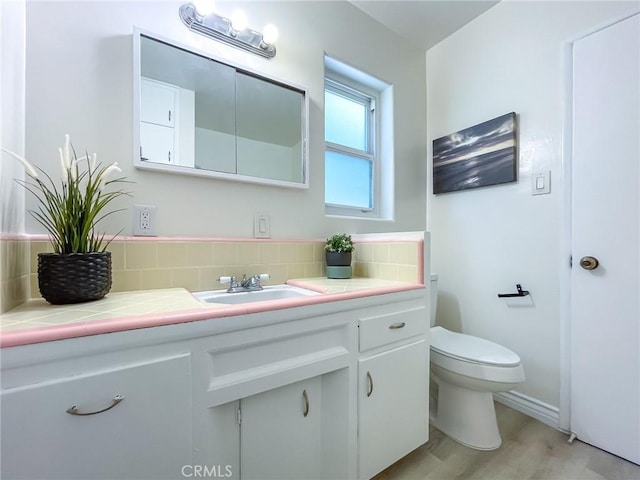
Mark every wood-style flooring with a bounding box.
[373,403,640,480]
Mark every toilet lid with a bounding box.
[430,326,521,367]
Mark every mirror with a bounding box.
[134,30,308,188]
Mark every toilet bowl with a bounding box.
[429,274,525,450]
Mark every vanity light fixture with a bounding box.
[178,2,278,59]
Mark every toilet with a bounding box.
[429,274,525,450]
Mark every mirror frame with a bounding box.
[133,27,309,189]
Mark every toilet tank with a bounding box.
[430,273,438,327]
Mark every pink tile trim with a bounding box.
[24,233,425,244]
[0,233,30,241]
[24,234,326,243]
[417,239,425,284]
[242,285,424,315]
[0,284,424,348]
[284,280,330,293]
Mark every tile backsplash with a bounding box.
[0,237,30,313]
[15,236,423,302]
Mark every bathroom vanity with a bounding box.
[0,282,429,480]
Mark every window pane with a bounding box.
[325,90,366,151]
[325,150,372,209]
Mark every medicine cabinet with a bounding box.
[133,29,308,188]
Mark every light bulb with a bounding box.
[231,10,248,31]
[262,24,279,45]
[192,0,215,17]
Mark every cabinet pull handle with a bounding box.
[168,110,172,122]
[302,389,309,417]
[66,394,125,416]
[168,151,171,163]
[366,371,374,397]
[389,322,406,329]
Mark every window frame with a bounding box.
[324,74,380,218]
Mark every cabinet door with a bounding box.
[358,340,428,479]
[141,78,176,127]
[240,376,322,480]
[1,354,191,480]
[140,122,175,165]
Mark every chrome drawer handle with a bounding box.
[366,371,374,397]
[66,395,125,416]
[302,389,309,417]
[389,322,406,329]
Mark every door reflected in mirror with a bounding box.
[135,31,308,188]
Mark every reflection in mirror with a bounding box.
[135,31,308,188]
[236,73,304,182]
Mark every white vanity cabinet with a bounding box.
[141,77,176,127]
[1,353,192,480]
[140,121,175,164]
[357,304,429,479]
[192,309,356,480]
[140,77,177,165]
[139,76,197,167]
[0,285,429,480]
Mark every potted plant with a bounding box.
[3,135,128,304]
[324,233,355,279]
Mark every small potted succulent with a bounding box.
[3,135,128,304]
[324,233,355,279]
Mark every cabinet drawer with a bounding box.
[359,306,426,352]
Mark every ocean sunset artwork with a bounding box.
[433,112,517,194]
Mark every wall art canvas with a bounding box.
[433,112,517,194]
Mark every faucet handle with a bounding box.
[219,276,240,288]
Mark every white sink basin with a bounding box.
[194,285,320,305]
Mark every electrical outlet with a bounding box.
[133,205,157,236]
[140,211,151,230]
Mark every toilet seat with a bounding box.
[430,326,521,367]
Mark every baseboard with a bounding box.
[494,390,560,429]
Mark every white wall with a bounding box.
[427,1,639,410]
[23,1,427,238]
[1,0,26,235]
[237,136,298,182]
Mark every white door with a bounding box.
[240,377,323,479]
[358,340,429,479]
[571,13,640,465]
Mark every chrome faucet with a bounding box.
[240,274,266,291]
[219,273,269,293]
[224,276,244,293]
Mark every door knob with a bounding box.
[580,256,599,270]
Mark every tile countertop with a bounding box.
[0,278,424,348]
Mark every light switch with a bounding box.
[532,170,551,195]
[254,213,271,238]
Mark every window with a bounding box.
[325,55,390,218]
[324,79,375,213]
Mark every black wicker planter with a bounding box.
[38,252,112,305]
